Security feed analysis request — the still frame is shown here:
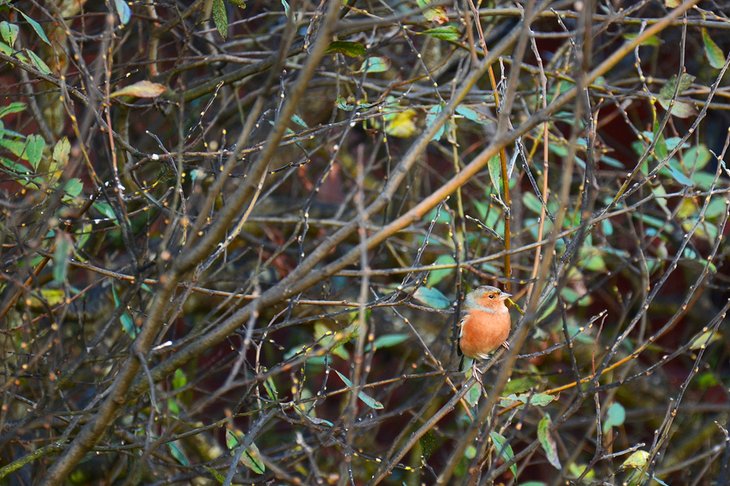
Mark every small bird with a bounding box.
[459,286,512,363]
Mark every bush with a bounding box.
[0,1,728,484]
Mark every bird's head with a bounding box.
[464,285,511,310]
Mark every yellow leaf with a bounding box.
[27,288,66,308]
[417,0,448,24]
[111,80,167,98]
[690,330,721,350]
[676,198,698,219]
[385,109,417,138]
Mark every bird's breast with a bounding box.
[458,309,511,359]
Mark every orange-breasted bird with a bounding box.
[459,286,512,361]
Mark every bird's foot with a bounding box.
[471,361,484,387]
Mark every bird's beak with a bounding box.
[500,292,512,300]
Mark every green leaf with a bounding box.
[567,463,595,480]
[25,49,51,75]
[622,32,660,47]
[522,191,543,214]
[167,397,180,415]
[499,392,556,408]
[25,134,45,169]
[359,56,390,73]
[621,450,649,469]
[334,370,384,409]
[424,206,451,224]
[0,155,29,174]
[284,344,327,365]
[63,177,84,197]
[326,41,366,57]
[212,0,228,39]
[0,21,18,46]
[422,24,460,42]
[168,441,189,465]
[665,164,694,186]
[0,40,12,56]
[580,247,607,272]
[203,466,226,483]
[691,172,716,190]
[601,218,614,236]
[120,310,136,337]
[93,201,118,221]
[0,102,26,118]
[538,414,561,469]
[527,393,555,407]
[112,284,138,337]
[633,212,666,229]
[114,0,131,25]
[50,137,70,182]
[652,121,667,161]
[657,74,696,118]
[487,154,502,196]
[455,104,489,124]
[290,113,308,128]
[483,204,505,239]
[413,286,450,309]
[36,288,65,306]
[689,330,721,350]
[226,429,240,449]
[172,368,187,389]
[427,254,456,287]
[664,137,686,151]
[659,73,695,101]
[0,121,23,138]
[652,475,670,486]
[367,333,409,351]
[74,221,93,249]
[600,154,624,168]
[651,184,669,211]
[313,322,351,360]
[684,144,711,171]
[52,231,71,283]
[263,376,278,400]
[0,156,42,187]
[239,441,265,474]
[702,29,725,69]
[19,11,50,45]
[697,371,719,390]
[465,381,481,407]
[425,104,445,141]
[52,137,70,166]
[502,376,539,395]
[336,97,355,111]
[705,198,726,219]
[561,287,592,307]
[293,388,333,426]
[666,100,695,118]
[537,293,557,323]
[490,432,517,478]
[602,402,626,433]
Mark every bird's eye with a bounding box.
[488,294,495,299]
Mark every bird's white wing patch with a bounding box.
[458,315,467,338]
